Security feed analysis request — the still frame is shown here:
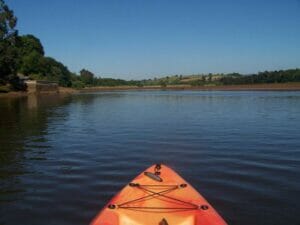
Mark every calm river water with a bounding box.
[0,91,300,225]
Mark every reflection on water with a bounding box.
[0,91,300,225]
[0,95,71,203]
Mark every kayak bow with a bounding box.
[90,164,227,225]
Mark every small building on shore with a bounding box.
[25,80,59,94]
[17,73,30,83]
[17,74,59,94]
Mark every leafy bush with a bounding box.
[72,80,85,89]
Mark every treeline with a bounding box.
[17,35,72,87]
[1,0,300,92]
[0,0,136,91]
[73,68,300,88]
[71,69,141,89]
[141,70,300,87]
[220,69,300,85]
[0,0,73,90]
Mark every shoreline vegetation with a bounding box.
[79,82,300,92]
[1,0,300,98]
[2,83,300,99]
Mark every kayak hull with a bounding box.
[90,164,227,225]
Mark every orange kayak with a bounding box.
[90,164,228,225]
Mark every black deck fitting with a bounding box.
[108,204,116,209]
[179,183,187,188]
[129,182,139,187]
[200,205,209,210]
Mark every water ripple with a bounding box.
[1,91,300,225]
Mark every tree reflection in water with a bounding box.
[0,94,72,204]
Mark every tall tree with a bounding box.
[19,51,43,75]
[40,57,72,87]
[80,69,95,85]
[18,35,44,56]
[0,0,18,87]
[17,35,44,75]
[0,0,17,41]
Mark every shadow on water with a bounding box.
[0,95,72,203]
[0,93,124,224]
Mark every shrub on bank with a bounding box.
[72,80,85,89]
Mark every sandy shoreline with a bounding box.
[1,83,300,98]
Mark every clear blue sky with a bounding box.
[8,0,300,79]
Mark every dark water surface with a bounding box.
[0,91,300,225]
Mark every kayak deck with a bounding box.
[90,164,227,225]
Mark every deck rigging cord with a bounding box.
[108,164,199,211]
[113,183,199,210]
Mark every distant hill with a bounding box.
[138,69,300,87]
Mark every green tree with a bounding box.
[0,0,19,88]
[160,80,167,88]
[19,51,43,75]
[41,57,72,87]
[80,69,95,85]
[17,35,44,72]
[0,0,17,41]
[18,35,44,56]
